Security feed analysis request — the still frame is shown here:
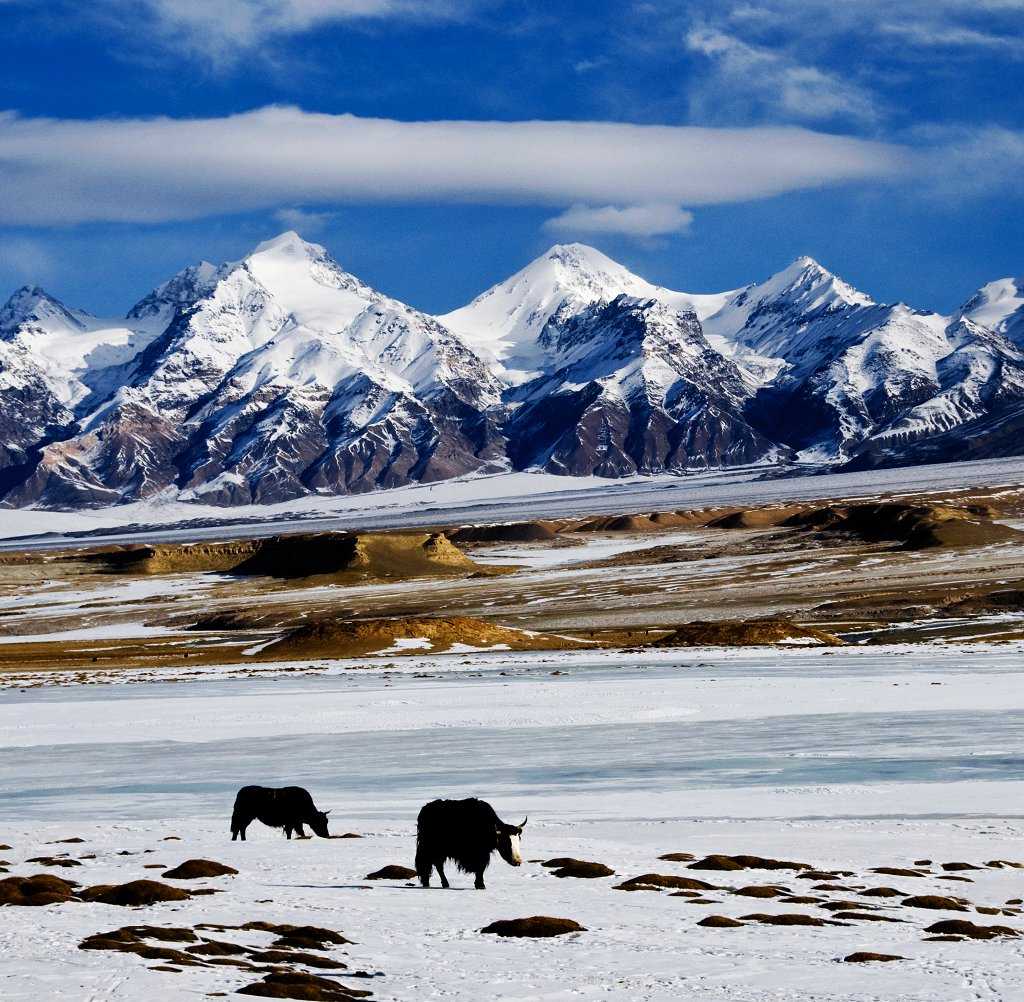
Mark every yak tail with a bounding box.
[414,836,432,887]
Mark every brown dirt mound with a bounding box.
[687,855,746,872]
[272,927,353,950]
[707,507,806,529]
[698,915,744,928]
[237,971,371,999]
[572,514,660,533]
[188,611,282,631]
[649,512,704,527]
[688,854,811,871]
[838,912,905,923]
[844,952,905,963]
[249,950,348,969]
[447,522,559,543]
[162,859,238,880]
[902,895,970,911]
[186,939,247,956]
[481,916,586,937]
[264,616,586,660]
[0,873,78,905]
[733,885,789,898]
[733,855,812,871]
[941,861,983,871]
[87,530,478,581]
[783,502,1022,551]
[81,879,191,906]
[656,621,843,648]
[550,861,615,879]
[658,852,696,862]
[925,919,1021,939]
[123,925,198,942]
[871,867,926,878]
[861,887,905,898]
[740,913,832,927]
[615,873,717,891]
[364,865,417,880]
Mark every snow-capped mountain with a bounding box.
[1,234,506,507]
[439,244,734,386]
[692,259,1024,463]
[957,277,1024,346]
[502,294,783,476]
[0,233,1022,509]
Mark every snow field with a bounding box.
[2,647,1024,999]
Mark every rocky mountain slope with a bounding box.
[0,233,1021,508]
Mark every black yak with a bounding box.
[230,785,331,841]
[415,797,526,889]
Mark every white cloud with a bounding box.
[685,27,879,126]
[878,21,1024,56]
[87,0,476,62]
[273,206,335,233]
[909,124,1024,197]
[543,203,694,237]
[0,106,907,227]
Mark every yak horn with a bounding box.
[518,817,528,830]
[324,810,332,815]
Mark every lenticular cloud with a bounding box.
[0,106,907,226]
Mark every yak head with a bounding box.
[495,818,527,866]
[310,808,331,838]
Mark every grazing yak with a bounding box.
[230,785,331,841]
[415,797,526,889]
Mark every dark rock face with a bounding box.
[505,297,781,477]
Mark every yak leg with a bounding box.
[475,870,486,890]
[435,860,450,889]
[231,814,248,841]
[294,823,306,837]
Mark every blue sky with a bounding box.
[0,0,1021,316]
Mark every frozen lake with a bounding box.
[3,646,1024,824]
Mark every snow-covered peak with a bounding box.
[248,230,315,258]
[958,277,1024,345]
[127,262,222,322]
[438,243,730,385]
[0,285,89,337]
[237,231,381,333]
[702,257,875,358]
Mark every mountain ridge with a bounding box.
[0,232,1021,509]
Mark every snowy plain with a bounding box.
[2,646,1024,1001]
[3,462,1024,999]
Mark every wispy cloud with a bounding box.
[40,0,480,64]
[910,124,1024,197]
[877,20,1024,56]
[273,206,335,234]
[684,26,880,127]
[0,107,907,227]
[543,203,693,237]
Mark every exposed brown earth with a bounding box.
[161,859,238,880]
[4,485,1024,682]
[83,530,480,581]
[654,619,843,648]
[363,866,417,880]
[480,916,586,937]
[259,616,593,660]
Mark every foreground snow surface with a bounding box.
[2,647,1024,1000]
